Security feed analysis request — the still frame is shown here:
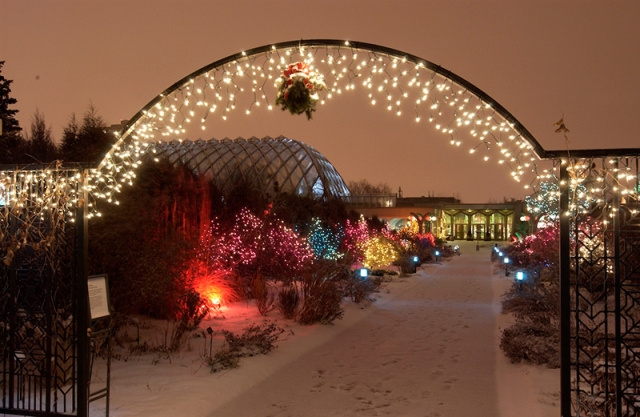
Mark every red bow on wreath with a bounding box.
[276,62,326,120]
[283,62,311,78]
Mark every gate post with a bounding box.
[559,161,571,417]
[76,171,90,417]
[613,159,622,417]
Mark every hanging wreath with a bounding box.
[275,62,327,120]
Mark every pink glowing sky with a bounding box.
[2,0,639,202]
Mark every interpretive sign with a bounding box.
[88,274,111,320]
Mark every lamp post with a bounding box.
[504,257,510,276]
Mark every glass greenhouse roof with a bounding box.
[149,136,350,200]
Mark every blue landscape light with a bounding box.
[516,271,525,281]
[412,256,419,263]
[504,257,510,276]
[359,268,368,278]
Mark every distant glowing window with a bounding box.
[454,213,467,223]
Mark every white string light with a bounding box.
[4,42,637,223]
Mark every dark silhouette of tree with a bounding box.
[24,109,58,163]
[0,61,28,164]
[347,179,392,194]
[60,104,114,164]
[89,160,214,318]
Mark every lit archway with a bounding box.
[57,39,640,417]
[90,39,552,212]
[3,40,640,417]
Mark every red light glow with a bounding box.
[186,259,238,311]
[193,278,235,309]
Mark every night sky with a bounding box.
[2,0,639,203]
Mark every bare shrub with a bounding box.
[500,321,560,368]
[298,264,345,325]
[208,322,284,373]
[277,286,300,319]
[501,283,559,323]
[252,273,276,316]
[393,255,415,275]
[170,289,208,352]
[209,346,240,371]
[500,282,560,368]
[343,275,378,303]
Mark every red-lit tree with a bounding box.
[340,217,370,262]
[198,208,315,287]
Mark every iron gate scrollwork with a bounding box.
[0,166,90,417]
[559,156,640,416]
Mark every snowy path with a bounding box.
[93,242,558,417]
[212,242,500,417]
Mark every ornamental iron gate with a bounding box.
[557,154,640,416]
[0,39,639,417]
[0,166,90,417]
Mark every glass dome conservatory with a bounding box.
[149,136,350,200]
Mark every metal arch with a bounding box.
[110,39,546,166]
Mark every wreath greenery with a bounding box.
[275,62,326,120]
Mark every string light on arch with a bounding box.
[86,40,636,216]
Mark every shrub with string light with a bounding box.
[525,180,592,228]
[307,218,343,261]
[198,208,315,286]
[362,235,399,270]
[340,217,371,263]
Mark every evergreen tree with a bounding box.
[60,104,113,164]
[24,109,58,163]
[0,61,27,164]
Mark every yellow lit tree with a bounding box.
[362,235,398,270]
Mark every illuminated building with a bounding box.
[149,135,350,200]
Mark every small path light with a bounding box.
[435,250,440,263]
[515,270,525,290]
[359,268,368,278]
[412,256,419,263]
[504,257,510,276]
[206,327,214,357]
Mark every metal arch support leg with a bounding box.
[77,173,90,417]
[559,162,572,417]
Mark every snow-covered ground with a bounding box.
[89,241,559,417]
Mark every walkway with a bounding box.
[212,241,501,416]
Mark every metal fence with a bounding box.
[0,166,90,417]
[559,156,640,416]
